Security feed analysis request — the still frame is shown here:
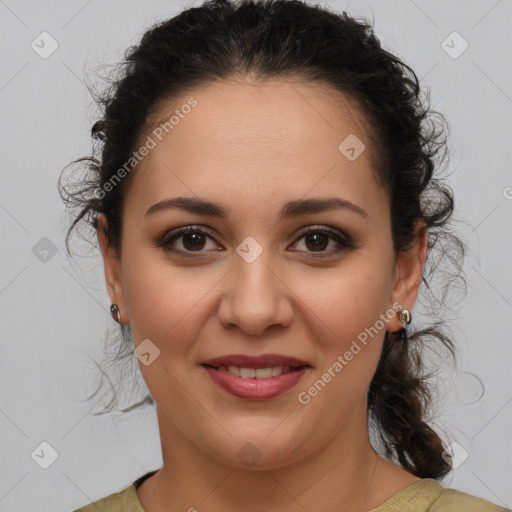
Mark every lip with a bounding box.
[201,353,310,368]
[201,353,312,400]
[202,365,310,400]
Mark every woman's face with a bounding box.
[98,78,426,470]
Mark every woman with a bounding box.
[59,0,508,510]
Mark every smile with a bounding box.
[209,365,296,378]
[201,364,310,399]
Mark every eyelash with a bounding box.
[158,225,356,259]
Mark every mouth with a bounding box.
[201,364,309,378]
[200,354,312,400]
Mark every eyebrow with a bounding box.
[145,196,369,220]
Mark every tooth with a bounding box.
[271,366,283,377]
[216,365,293,378]
[240,368,256,378]
[255,367,272,379]
[227,366,240,377]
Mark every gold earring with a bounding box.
[110,303,121,323]
[397,308,411,326]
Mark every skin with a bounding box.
[97,77,427,512]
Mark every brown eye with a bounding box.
[180,231,208,251]
[289,226,354,258]
[159,224,355,259]
[160,226,220,256]
[302,232,330,251]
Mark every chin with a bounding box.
[205,431,312,471]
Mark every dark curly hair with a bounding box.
[58,0,467,480]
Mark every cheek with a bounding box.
[121,250,218,351]
[302,260,393,352]
[293,267,391,424]
[296,260,393,413]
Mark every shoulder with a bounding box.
[429,485,510,512]
[73,483,143,512]
[371,478,510,512]
[73,470,158,511]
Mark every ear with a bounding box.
[97,213,128,324]
[387,220,428,332]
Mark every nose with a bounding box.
[217,245,294,336]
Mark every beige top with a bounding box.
[74,472,510,511]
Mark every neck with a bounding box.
[137,399,409,512]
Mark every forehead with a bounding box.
[124,78,387,221]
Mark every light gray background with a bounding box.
[1,0,511,510]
